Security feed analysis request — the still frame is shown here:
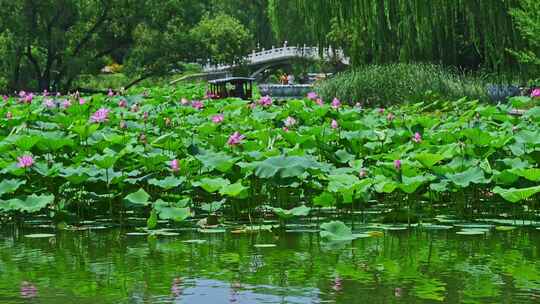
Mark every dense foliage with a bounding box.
[1,86,540,225]
[316,64,488,106]
[270,0,529,75]
[0,0,262,93]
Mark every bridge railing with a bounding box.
[202,45,348,72]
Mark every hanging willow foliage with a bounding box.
[269,0,525,73]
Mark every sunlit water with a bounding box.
[1,225,539,303]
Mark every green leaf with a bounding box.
[148,176,185,190]
[253,156,320,179]
[492,185,540,203]
[320,221,358,242]
[219,182,248,198]
[415,152,445,168]
[510,168,540,182]
[196,151,238,173]
[158,206,191,222]
[147,209,158,229]
[201,199,225,213]
[445,167,489,188]
[313,192,335,207]
[193,177,230,193]
[399,175,434,194]
[271,205,311,219]
[0,194,55,213]
[124,188,151,206]
[0,179,26,196]
[335,149,355,163]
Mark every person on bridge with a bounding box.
[280,74,288,85]
[287,74,295,85]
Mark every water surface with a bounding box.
[1,225,539,303]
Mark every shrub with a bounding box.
[315,63,489,106]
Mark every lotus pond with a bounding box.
[2,86,540,302]
[1,223,540,303]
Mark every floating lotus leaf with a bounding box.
[24,233,55,238]
[198,228,226,233]
[271,205,311,219]
[253,244,277,248]
[456,229,487,235]
[158,206,191,222]
[495,226,516,231]
[320,221,358,242]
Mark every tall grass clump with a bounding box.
[316,63,489,106]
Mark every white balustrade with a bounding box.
[202,46,349,72]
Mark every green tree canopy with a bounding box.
[190,14,253,66]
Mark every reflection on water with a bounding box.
[0,226,539,303]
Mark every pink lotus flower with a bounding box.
[316,98,324,106]
[139,133,147,144]
[332,276,343,292]
[42,90,49,97]
[259,95,272,107]
[307,92,318,100]
[378,108,385,114]
[359,169,367,178]
[227,132,245,146]
[331,119,339,129]
[6,111,12,119]
[170,159,180,172]
[20,281,38,299]
[118,99,127,108]
[531,88,540,98]
[248,102,257,109]
[412,132,422,143]
[394,159,402,170]
[331,97,341,109]
[283,126,289,132]
[62,99,71,109]
[143,111,149,121]
[192,100,204,110]
[18,91,26,98]
[171,277,182,297]
[2,95,8,102]
[43,99,55,109]
[212,114,224,124]
[119,120,127,129]
[387,113,395,121]
[205,91,215,99]
[90,108,110,123]
[180,98,189,105]
[284,116,297,127]
[17,155,34,168]
[131,104,139,112]
[23,93,34,104]
[108,89,115,97]
[79,98,86,105]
